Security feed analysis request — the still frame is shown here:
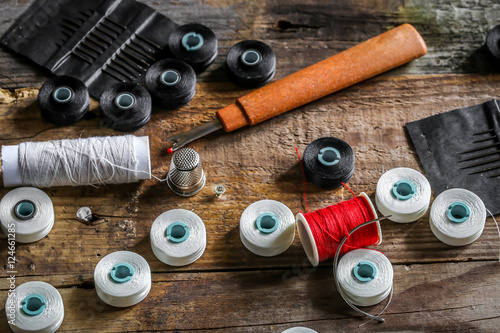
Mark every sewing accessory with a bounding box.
[166,23,427,151]
[375,167,431,223]
[429,188,486,246]
[1,135,151,187]
[94,251,151,307]
[226,40,276,87]
[168,23,218,73]
[150,209,206,266]
[281,328,318,333]
[486,25,500,65]
[0,187,54,243]
[458,128,500,175]
[5,281,64,333]
[99,82,152,132]
[38,75,90,125]
[145,59,196,109]
[239,200,295,257]
[214,185,226,197]
[166,147,206,196]
[302,137,355,189]
[296,193,382,267]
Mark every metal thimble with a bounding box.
[166,148,206,196]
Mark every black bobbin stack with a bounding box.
[486,25,500,64]
[302,137,355,189]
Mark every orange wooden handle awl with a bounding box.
[216,23,427,132]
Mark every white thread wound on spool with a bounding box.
[5,281,64,333]
[94,251,151,307]
[0,187,54,243]
[1,135,151,187]
[240,199,295,257]
[375,167,431,223]
[429,188,486,246]
[336,249,393,307]
[150,209,207,266]
[282,328,318,333]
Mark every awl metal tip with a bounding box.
[166,118,223,153]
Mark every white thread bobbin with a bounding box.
[5,281,64,333]
[375,167,431,223]
[282,328,318,333]
[150,209,207,266]
[240,199,295,257]
[336,249,393,307]
[0,187,54,243]
[94,251,151,307]
[429,188,486,246]
[1,135,151,187]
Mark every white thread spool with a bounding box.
[336,249,393,307]
[1,135,151,187]
[5,281,64,333]
[375,167,431,223]
[150,209,207,266]
[429,188,486,246]
[94,251,151,307]
[0,187,54,243]
[240,199,295,257]
[282,328,318,333]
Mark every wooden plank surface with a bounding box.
[1,0,500,332]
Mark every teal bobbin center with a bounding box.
[392,180,416,201]
[14,200,36,220]
[353,261,377,282]
[110,263,134,283]
[114,93,136,110]
[255,213,279,234]
[52,86,73,103]
[318,147,341,166]
[241,50,262,66]
[21,294,46,316]
[161,70,181,86]
[181,32,204,51]
[447,202,470,223]
[166,222,190,243]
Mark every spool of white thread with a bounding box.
[375,167,431,223]
[1,135,151,187]
[336,249,393,307]
[5,281,64,333]
[94,251,151,307]
[0,187,54,243]
[240,199,295,257]
[150,209,207,266]
[282,328,318,333]
[429,188,486,246]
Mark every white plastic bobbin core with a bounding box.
[5,281,64,333]
[94,251,151,307]
[375,167,431,223]
[429,188,486,246]
[281,328,318,333]
[336,249,393,307]
[297,193,382,267]
[239,199,295,257]
[0,187,54,243]
[150,209,206,266]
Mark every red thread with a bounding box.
[302,195,379,263]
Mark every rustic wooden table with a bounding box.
[1,0,500,332]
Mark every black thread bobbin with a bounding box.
[486,25,500,64]
[99,82,152,132]
[168,23,218,73]
[38,75,90,125]
[226,40,276,87]
[303,137,355,189]
[145,59,196,109]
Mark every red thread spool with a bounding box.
[297,193,382,266]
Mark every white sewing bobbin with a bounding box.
[5,281,64,333]
[240,199,295,257]
[150,209,206,266]
[94,251,151,307]
[429,188,486,246]
[375,167,431,223]
[0,187,55,243]
[282,328,318,333]
[336,249,393,307]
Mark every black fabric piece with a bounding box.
[0,0,178,98]
[226,40,276,87]
[486,25,500,63]
[303,137,355,189]
[145,59,196,109]
[406,99,500,215]
[168,23,217,73]
[99,82,151,132]
[38,75,90,125]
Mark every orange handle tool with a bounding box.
[216,23,427,132]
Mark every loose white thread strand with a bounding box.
[486,208,500,262]
[5,281,64,333]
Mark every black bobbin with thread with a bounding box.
[226,40,276,87]
[168,23,218,73]
[38,75,90,125]
[486,25,500,64]
[99,82,152,132]
[145,59,196,109]
[302,137,355,189]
